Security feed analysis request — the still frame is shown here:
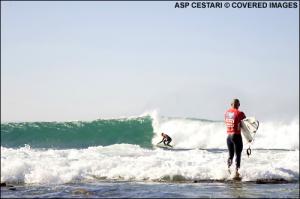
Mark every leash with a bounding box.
[246,120,259,158]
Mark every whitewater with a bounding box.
[1,112,299,186]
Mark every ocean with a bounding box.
[1,113,299,198]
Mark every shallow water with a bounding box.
[1,181,299,198]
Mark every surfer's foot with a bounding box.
[235,170,240,178]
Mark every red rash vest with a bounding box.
[224,108,246,134]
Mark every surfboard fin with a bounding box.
[246,147,252,157]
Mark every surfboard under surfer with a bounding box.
[157,133,172,147]
[224,99,246,178]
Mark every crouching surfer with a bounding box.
[157,133,173,147]
[225,99,246,179]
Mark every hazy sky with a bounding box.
[1,1,299,122]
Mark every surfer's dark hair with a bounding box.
[231,99,240,107]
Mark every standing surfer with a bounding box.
[224,99,246,178]
[157,133,173,147]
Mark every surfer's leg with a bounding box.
[163,140,167,146]
[166,139,172,146]
[227,135,234,168]
[234,134,243,170]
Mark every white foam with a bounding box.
[1,145,298,184]
[150,115,299,150]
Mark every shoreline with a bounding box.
[1,178,298,188]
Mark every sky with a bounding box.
[1,1,299,122]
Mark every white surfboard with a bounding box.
[240,117,259,143]
[155,144,173,149]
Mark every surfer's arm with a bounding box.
[157,140,163,144]
[241,112,246,120]
[157,137,167,144]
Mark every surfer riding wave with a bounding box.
[157,133,173,147]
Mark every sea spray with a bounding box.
[151,116,299,150]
